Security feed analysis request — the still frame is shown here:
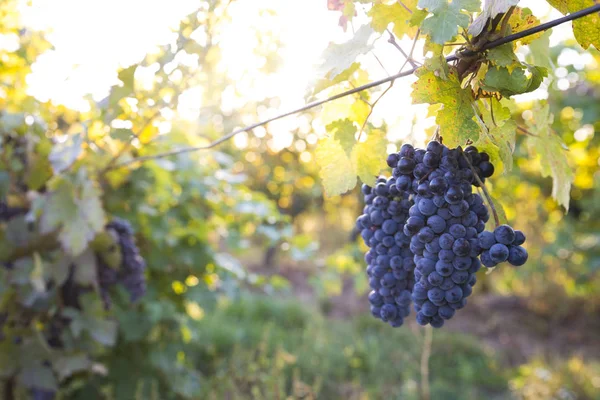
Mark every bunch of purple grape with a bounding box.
[357,141,528,328]
[98,218,147,306]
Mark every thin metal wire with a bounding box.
[111,3,600,169]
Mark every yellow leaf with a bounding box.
[315,136,357,197]
[508,7,542,46]
[352,129,387,188]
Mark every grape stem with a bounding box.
[420,325,432,400]
[460,151,500,227]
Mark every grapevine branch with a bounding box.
[111,4,600,169]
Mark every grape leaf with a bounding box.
[508,7,542,45]
[487,43,519,68]
[311,62,360,96]
[482,65,547,97]
[54,354,91,381]
[316,24,375,81]
[315,136,357,196]
[369,0,419,39]
[527,30,552,69]
[411,68,479,146]
[419,0,481,44]
[525,103,574,210]
[352,129,387,188]
[49,133,83,173]
[475,100,516,173]
[327,119,357,156]
[40,170,105,256]
[469,0,520,36]
[18,364,58,391]
[546,0,600,49]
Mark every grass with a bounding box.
[189,294,509,399]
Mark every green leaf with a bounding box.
[411,68,479,146]
[351,129,387,188]
[316,25,375,81]
[482,65,547,97]
[87,317,118,346]
[475,117,516,173]
[73,248,98,286]
[18,364,58,390]
[487,43,519,67]
[527,30,552,69]
[54,354,91,381]
[315,136,357,197]
[48,133,83,174]
[546,0,600,49]
[469,0,519,36]
[419,0,480,44]
[326,119,357,156]
[51,255,71,287]
[369,0,419,39]
[525,103,574,210]
[40,170,105,256]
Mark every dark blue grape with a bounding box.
[399,144,415,158]
[489,243,509,263]
[417,227,435,243]
[445,286,463,303]
[452,256,472,271]
[417,198,437,216]
[452,238,471,257]
[439,249,455,263]
[449,224,467,239]
[480,250,496,268]
[508,245,528,266]
[380,304,398,321]
[439,233,454,250]
[387,153,400,168]
[382,219,398,235]
[451,270,469,284]
[368,291,383,306]
[427,215,446,234]
[513,230,526,246]
[421,301,438,317]
[435,260,453,277]
[494,224,516,245]
[438,305,455,320]
[478,231,496,249]
[416,312,431,326]
[427,287,445,304]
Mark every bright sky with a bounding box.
[17,0,591,149]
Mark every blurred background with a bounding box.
[1,0,600,399]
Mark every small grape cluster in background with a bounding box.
[357,141,528,328]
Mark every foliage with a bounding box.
[0,0,600,398]
[316,0,599,212]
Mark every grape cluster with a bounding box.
[479,225,528,268]
[357,141,528,328]
[357,177,415,327]
[101,218,147,303]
